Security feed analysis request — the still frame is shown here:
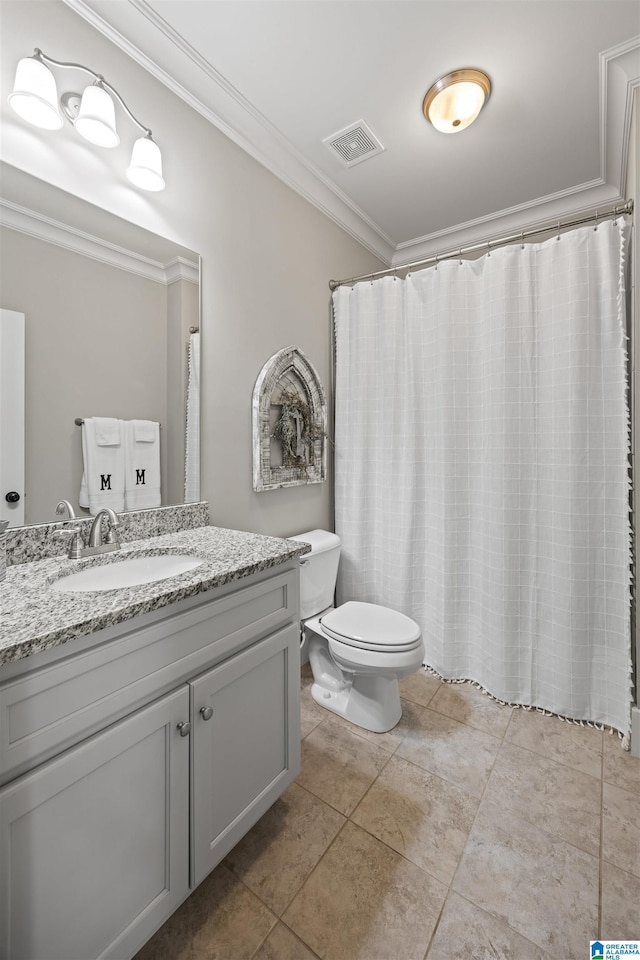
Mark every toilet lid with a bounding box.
[320,601,421,651]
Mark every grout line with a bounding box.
[496,724,604,780]
[598,736,605,938]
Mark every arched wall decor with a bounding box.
[252,345,327,491]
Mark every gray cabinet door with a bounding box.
[0,686,190,960]
[190,623,300,885]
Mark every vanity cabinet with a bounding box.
[0,563,301,960]
[190,624,297,886]
[0,688,190,960]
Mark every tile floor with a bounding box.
[135,665,640,960]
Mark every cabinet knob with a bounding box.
[5,491,20,503]
[177,721,191,737]
[200,706,213,721]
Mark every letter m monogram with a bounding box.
[100,474,111,490]
[136,468,146,486]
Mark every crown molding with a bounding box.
[61,1,637,266]
[0,199,199,284]
[61,0,395,265]
[601,36,640,191]
[391,178,620,266]
[164,256,199,285]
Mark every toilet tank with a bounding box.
[290,529,341,619]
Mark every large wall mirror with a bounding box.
[0,162,200,527]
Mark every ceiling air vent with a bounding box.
[323,120,385,167]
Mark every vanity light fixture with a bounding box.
[422,68,491,133]
[8,48,165,191]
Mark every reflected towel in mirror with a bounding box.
[79,418,125,514]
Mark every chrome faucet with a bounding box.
[55,500,76,520]
[57,507,122,559]
[88,508,121,552]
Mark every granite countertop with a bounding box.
[1,525,310,666]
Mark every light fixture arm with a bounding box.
[32,48,152,138]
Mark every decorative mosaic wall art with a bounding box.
[252,345,327,491]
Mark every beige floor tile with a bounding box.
[600,861,640,940]
[602,782,640,879]
[603,734,640,796]
[427,892,553,960]
[252,922,319,960]
[321,696,425,752]
[505,708,603,778]
[428,681,513,738]
[223,782,345,915]
[399,669,442,706]
[296,717,392,815]
[452,807,599,958]
[351,755,479,884]
[300,690,328,740]
[479,741,601,856]
[133,863,276,960]
[283,821,447,960]
[396,707,501,798]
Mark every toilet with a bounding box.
[291,530,425,733]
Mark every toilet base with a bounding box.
[311,673,402,733]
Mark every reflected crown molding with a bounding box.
[0,198,199,285]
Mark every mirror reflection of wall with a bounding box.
[0,164,200,526]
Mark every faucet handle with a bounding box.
[54,525,86,559]
[103,524,120,545]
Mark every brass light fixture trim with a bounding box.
[423,68,491,133]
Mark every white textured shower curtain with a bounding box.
[334,219,632,740]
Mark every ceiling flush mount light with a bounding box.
[8,48,165,191]
[423,68,491,134]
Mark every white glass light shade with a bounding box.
[126,136,165,191]
[75,84,119,147]
[423,69,491,134]
[8,57,63,130]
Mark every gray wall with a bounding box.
[0,229,175,523]
[0,1,385,539]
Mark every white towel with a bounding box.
[93,417,121,445]
[79,418,125,514]
[124,420,161,510]
[132,419,156,442]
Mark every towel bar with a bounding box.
[75,418,162,428]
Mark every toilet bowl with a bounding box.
[292,531,425,733]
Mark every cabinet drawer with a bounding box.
[0,567,298,784]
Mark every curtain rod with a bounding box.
[328,200,634,291]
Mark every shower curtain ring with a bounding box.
[594,210,599,231]
[557,221,561,241]
[435,254,439,271]
[459,249,462,265]
[487,241,491,257]
[521,231,525,250]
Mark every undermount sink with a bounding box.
[52,554,204,593]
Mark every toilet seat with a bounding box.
[320,601,422,653]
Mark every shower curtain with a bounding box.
[333,219,632,740]
[184,331,200,503]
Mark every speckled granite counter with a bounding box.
[1,525,310,666]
